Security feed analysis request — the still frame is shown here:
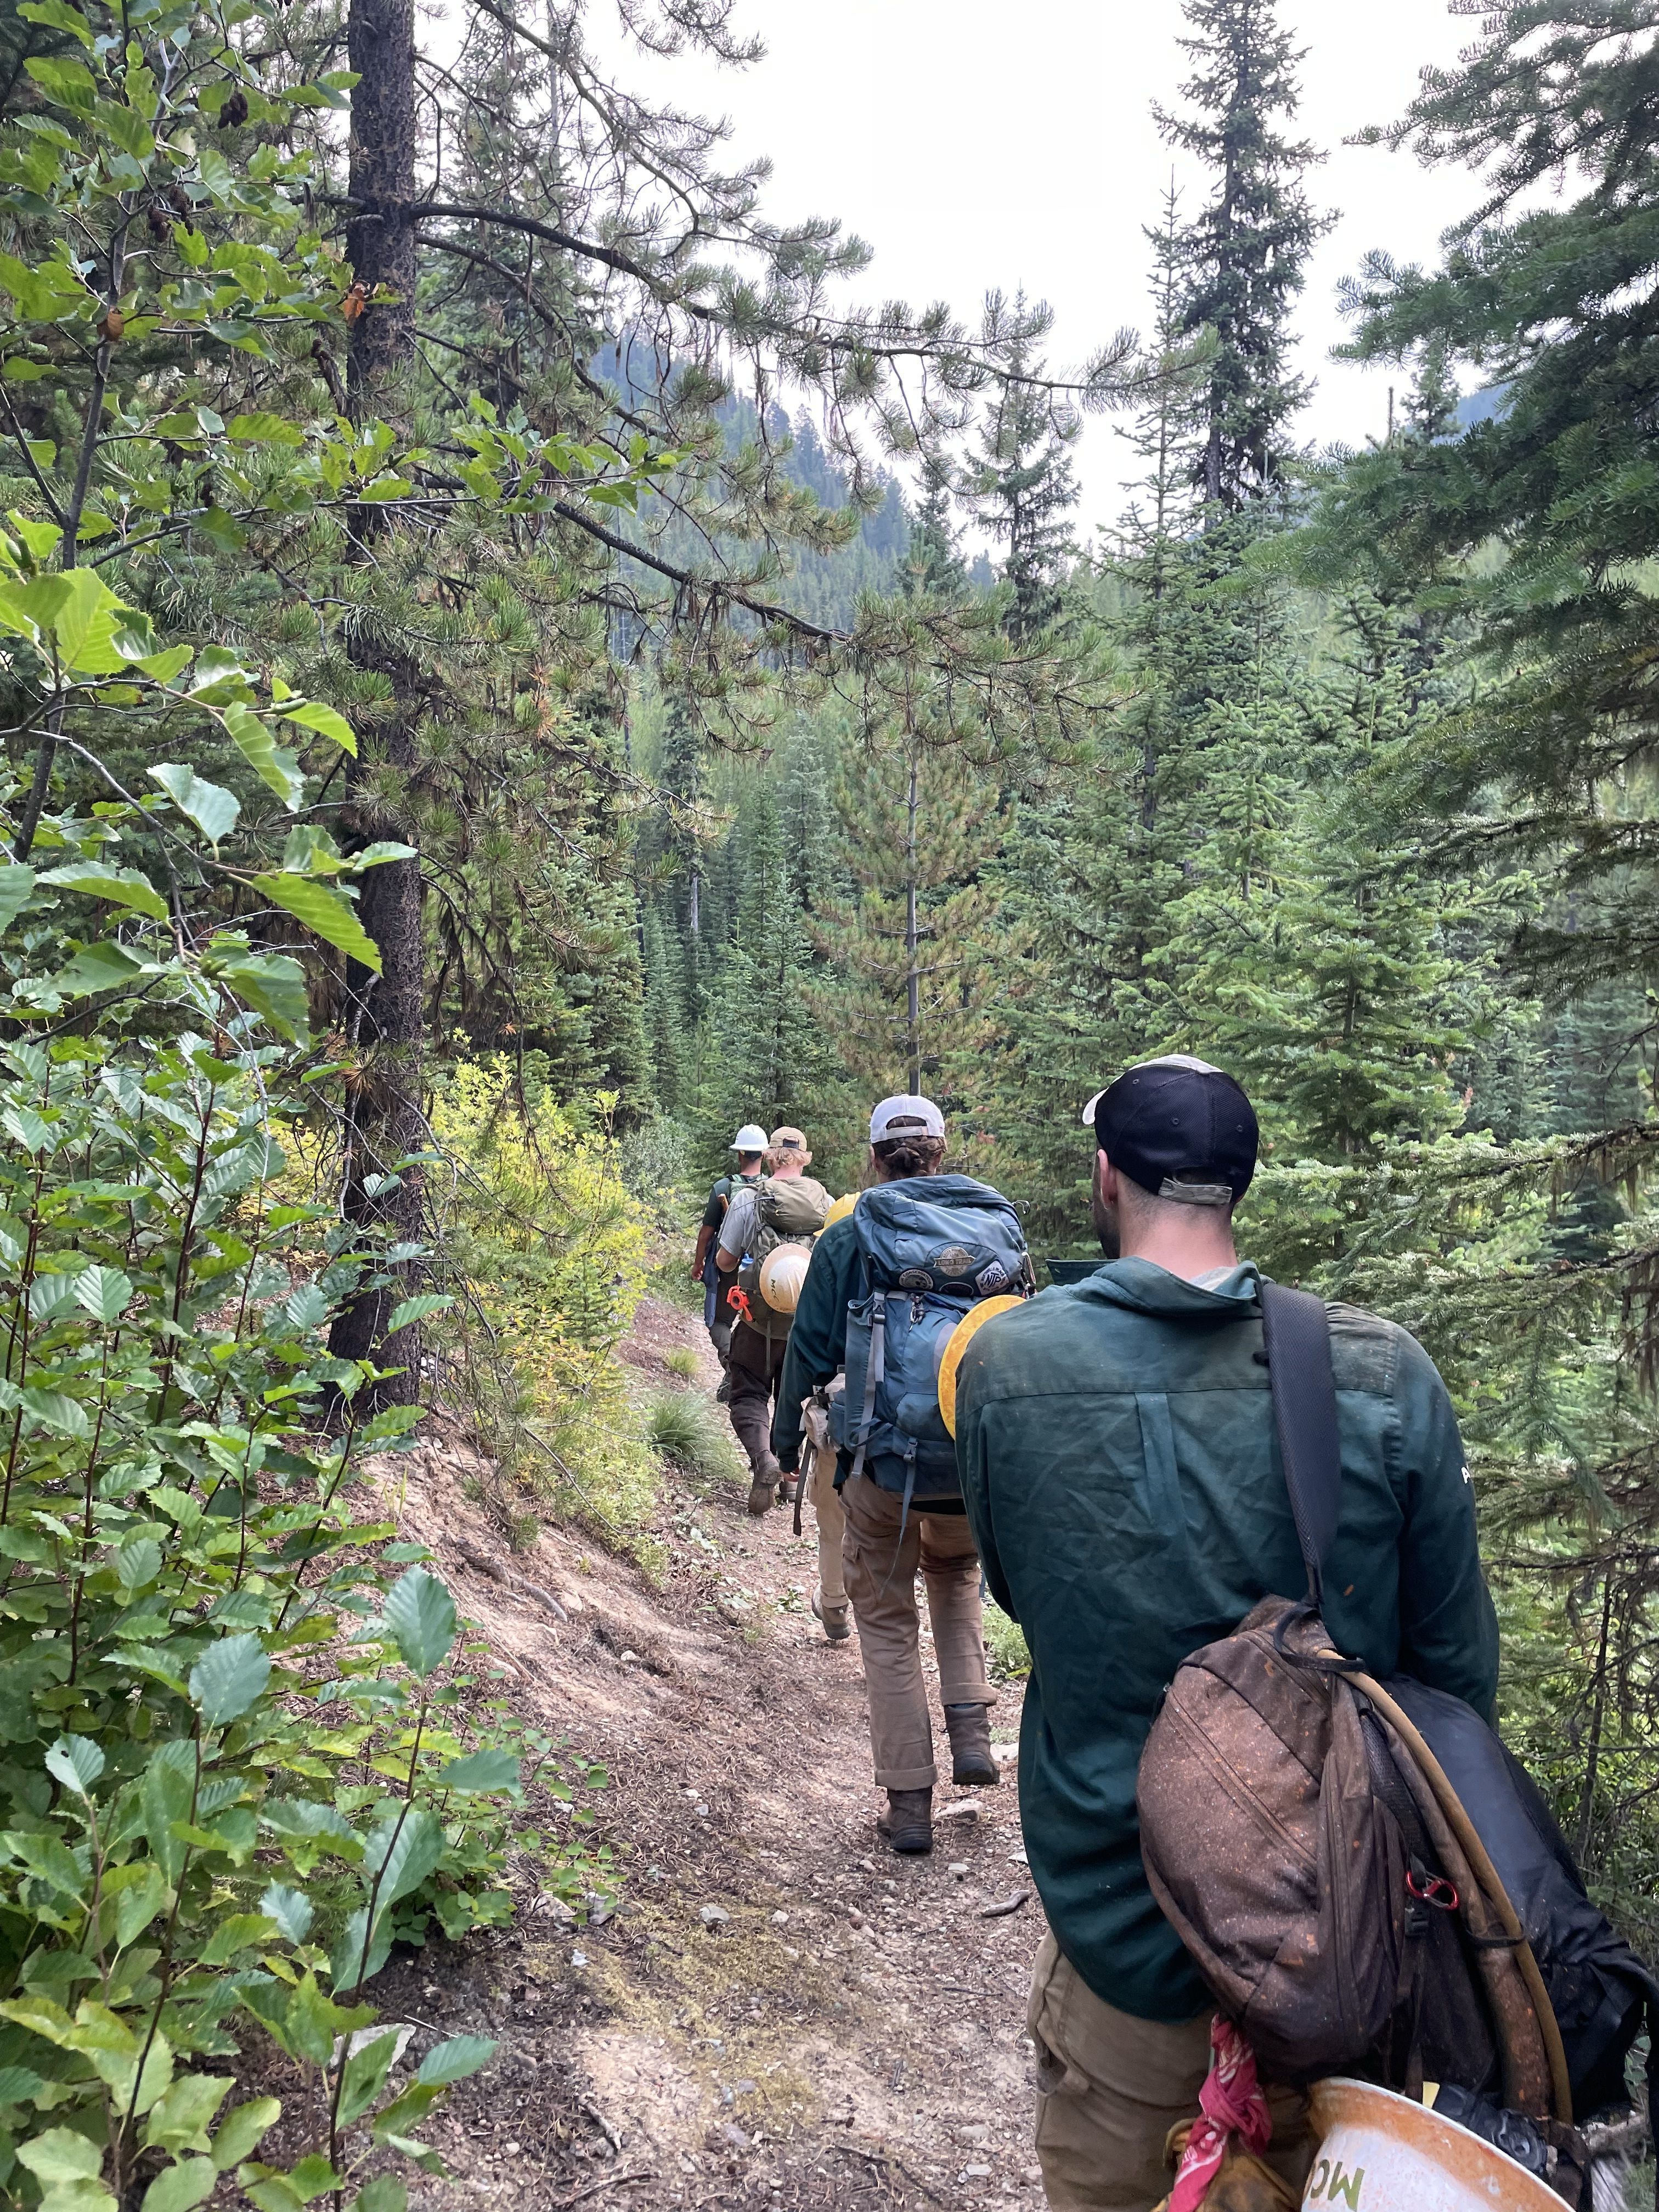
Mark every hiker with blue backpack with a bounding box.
[774,1094,1034,1858]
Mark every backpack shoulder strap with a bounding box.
[1260,1280,1341,1612]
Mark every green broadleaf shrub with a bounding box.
[0,1009,529,2212]
[0,0,653,2194]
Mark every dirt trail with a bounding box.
[375,1294,1046,2212]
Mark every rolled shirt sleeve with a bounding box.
[717,1187,759,1265]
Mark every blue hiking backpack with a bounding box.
[829,1173,1031,1504]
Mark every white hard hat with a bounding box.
[759,1245,811,1316]
[731,1123,768,1152]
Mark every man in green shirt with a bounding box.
[954,1056,1498,2212]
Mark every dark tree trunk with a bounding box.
[344,0,416,390]
[328,0,426,1398]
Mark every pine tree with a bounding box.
[1327,1,1659,1020]
[691,781,828,1175]
[1155,0,1331,508]
[777,718,834,920]
[904,460,969,600]
[1287,5,1659,1916]
[814,737,1001,1110]
[1121,178,1205,544]
[1184,588,1478,1164]
[641,905,687,1113]
[963,298,1081,637]
[656,694,711,1033]
[972,201,1226,1241]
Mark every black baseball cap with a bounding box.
[1081,1056,1259,1206]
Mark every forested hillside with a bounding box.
[0,0,1657,2199]
[630,0,1659,1955]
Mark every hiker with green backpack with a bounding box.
[952,1057,1502,2212]
[714,1124,832,1515]
[774,1094,1035,1858]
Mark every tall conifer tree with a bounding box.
[1156,0,1331,508]
[814,740,1000,1110]
[963,300,1081,637]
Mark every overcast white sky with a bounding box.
[582,0,1490,538]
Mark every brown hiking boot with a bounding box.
[945,1703,1000,1787]
[776,1476,798,1505]
[747,1455,781,1516]
[877,1787,933,1855]
[811,1583,851,1643]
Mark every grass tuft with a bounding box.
[984,1599,1031,1682]
[644,1388,743,1486]
[664,1346,701,1380]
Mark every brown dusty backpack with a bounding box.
[1136,1284,1579,2157]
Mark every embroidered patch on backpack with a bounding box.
[932,1244,975,1277]
[898,1267,933,1290]
[975,1260,1010,1293]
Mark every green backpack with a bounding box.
[737,1175,831,1335]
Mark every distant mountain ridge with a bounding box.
[594,344,913,629]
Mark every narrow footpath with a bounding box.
[365,1293,1046,2212]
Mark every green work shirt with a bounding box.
[953,1257,1499,2025]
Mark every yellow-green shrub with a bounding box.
[429,1062,658,1539]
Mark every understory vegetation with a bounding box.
[1,0,1658,2197]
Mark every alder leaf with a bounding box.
[278,699,357,754]
[381,1568,455,1678]
[189,1633,270,1727]
[251,874,381,974]
[150,763,240,845]
[224,704,303,809]
[36,864,167,923]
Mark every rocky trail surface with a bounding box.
[361,1294,1046,2212]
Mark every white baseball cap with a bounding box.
[870,1094,945,1143]
[731,1123,768,1152]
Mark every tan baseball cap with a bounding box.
[769,1125,807,1151]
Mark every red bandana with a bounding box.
[1169,2017,1272,2212]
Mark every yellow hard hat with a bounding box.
[759,1244,811,1316]
[822,1192,858,1229]
[938,1295,1024,1437]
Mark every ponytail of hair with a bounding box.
[870,1134,947,1183]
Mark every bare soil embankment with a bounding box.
[363,1293,1046,2212]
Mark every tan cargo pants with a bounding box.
[800,1402,845,1612]
[1026,1932,1313,2212]
[840,1470,993,1789]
